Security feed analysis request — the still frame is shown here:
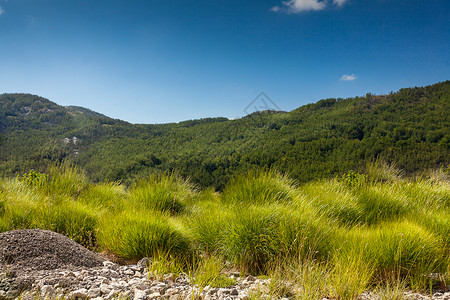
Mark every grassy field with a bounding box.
[0,163,448,299]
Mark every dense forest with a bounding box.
[0,81,449,188]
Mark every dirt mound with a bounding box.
[0,229,105,274]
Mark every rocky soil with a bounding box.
[0,229,448,300]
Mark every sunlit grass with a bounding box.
[98,210,191,260]
[129,172,197,215]
[221,169,296,205]
[0,164,448,297]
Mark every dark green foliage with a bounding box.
[20,169,48,187]
[1,81,449,188]
[340,170,367,187]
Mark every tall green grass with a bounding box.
[129,172,197,214]
[221,169,296,205]
[98,211,191,260]
[0,177,97,248]
[0,164,448,296]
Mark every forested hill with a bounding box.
[1,81,449,188]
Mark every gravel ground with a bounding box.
[0,229,105,274]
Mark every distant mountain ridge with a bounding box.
[0,81,449,188]
[65,106,109,119]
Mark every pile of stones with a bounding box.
[2,258,270,300]
[1,259,449,300]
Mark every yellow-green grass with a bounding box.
[98,210,191,260]
[0,165,448,296]
[129,172,198,215]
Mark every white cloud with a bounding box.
[341,74,357,81]
[0,6,4,16]
[272,0,326,13]
[333,0,348,7]
[272,0,349,13]
[270,6,281,12]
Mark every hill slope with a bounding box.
[0,81,449,188]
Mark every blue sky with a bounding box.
[0,0,449,124]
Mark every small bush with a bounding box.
[20,169,48,188]
[340,170,367,188]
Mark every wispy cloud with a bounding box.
[333,0,348,7]
[341,74,357,81]
[0,6,4,16]
[271,0,326,13]
[271,0,349,13]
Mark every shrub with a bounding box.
[340,170,367,188]
[20,169,48,188]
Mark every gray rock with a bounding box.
[100,283,112,295]
[165,287,179,296]
[230,288,239,296]
[5,289,19,299]
[137,257,150,268]
[103,261,117,269]
[148,292,161,299]
[122,290,133,299]
[128,278,142,286]
[133,288,147,300]
[40,285,54,299]
[70,288,89,299]
[106,289,120,299]
[88,287,101,298]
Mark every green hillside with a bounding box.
[1,81,449,188]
